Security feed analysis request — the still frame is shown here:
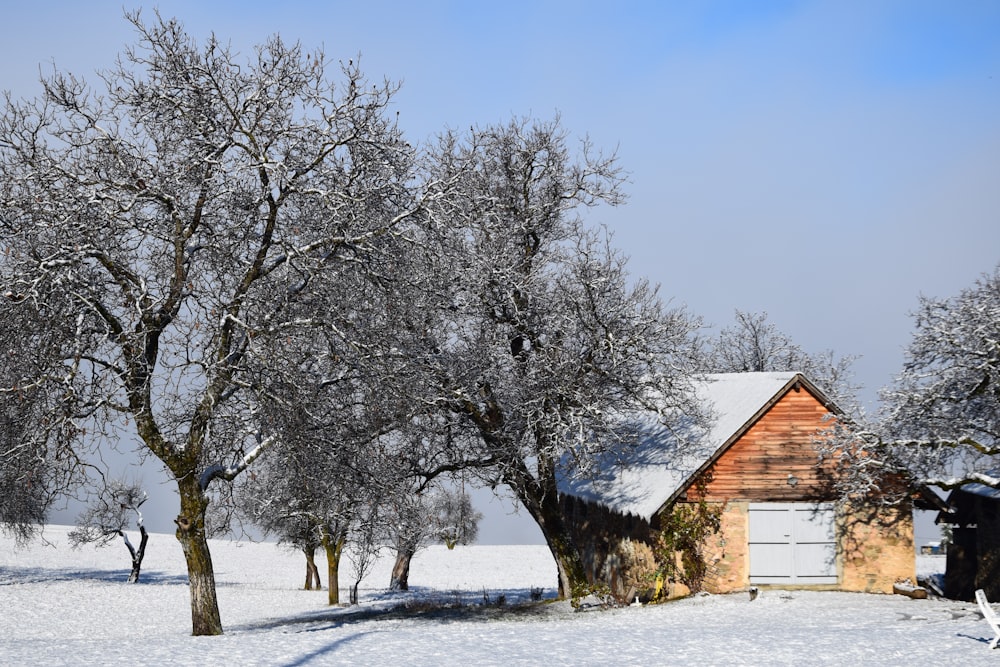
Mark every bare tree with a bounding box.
[0,385,56,543]
[822,265,1000,499]
[239,377,475,600]
[705,310,802,373]
[232,347,374,606]
[237,218,494,601]
[233,291,423,606]
[69,481,149,583]
[384,487,428,592]
[701,310,861,413]
[345,501,382,606]
[0,296,84,544]
[0,12,423,634]
[237,439,360,605]
[431,483,482,550]
[417,117,703,599]
[385,482,482,591]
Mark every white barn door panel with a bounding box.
[748,503,837,585]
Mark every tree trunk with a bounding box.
[175,476,223,636]
[321,526,346,606]
[350,581,360,605]
[390,547,415,591]
[533,502,589,600]
[507,461,589,600]
[303,546,322,590]
[126,525,149,584]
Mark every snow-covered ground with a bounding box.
[0,525,993,665]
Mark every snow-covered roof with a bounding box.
[939,473,1000,525]
[958,483,1000,500]
[957,471,1000,501]
[560,372,829,521]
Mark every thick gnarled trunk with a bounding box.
[529,497,589,599]
[506,460,588,600]
[175,476,223,636]
[390,547,415,591]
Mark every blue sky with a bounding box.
[3,1,997,543]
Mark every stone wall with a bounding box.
[839,502,915,593]
[700,501,748,593]
[561,493,915,600]
[559,494,656,600]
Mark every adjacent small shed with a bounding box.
[938,481,1000,601]
[561,372,915,599]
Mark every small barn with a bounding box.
[560,372,915,600]
[937,481,1000,601]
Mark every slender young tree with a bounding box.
[0,13,423,634]
[418,118,703,599]
[69,481,150,583]
[432,484,482,550]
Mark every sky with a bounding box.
[2,1,998,543]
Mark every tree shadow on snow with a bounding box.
[229,586,560,635]
[278,630,381,667]
[0,565,188,585]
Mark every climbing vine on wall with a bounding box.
[654,480,723,593]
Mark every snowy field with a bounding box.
[0,525,995,666]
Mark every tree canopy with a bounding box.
[413,118,704,597]
[0,11,716,632]
[0,11,426,634]
[821,265,1000,504]
[700,309,860,414]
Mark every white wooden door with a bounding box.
[748,503,837,585]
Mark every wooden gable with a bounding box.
[680,381,838,503]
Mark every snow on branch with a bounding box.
[199,434,277,492]
[922,470,1000,491]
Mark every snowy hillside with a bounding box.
[0,525,994,665]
